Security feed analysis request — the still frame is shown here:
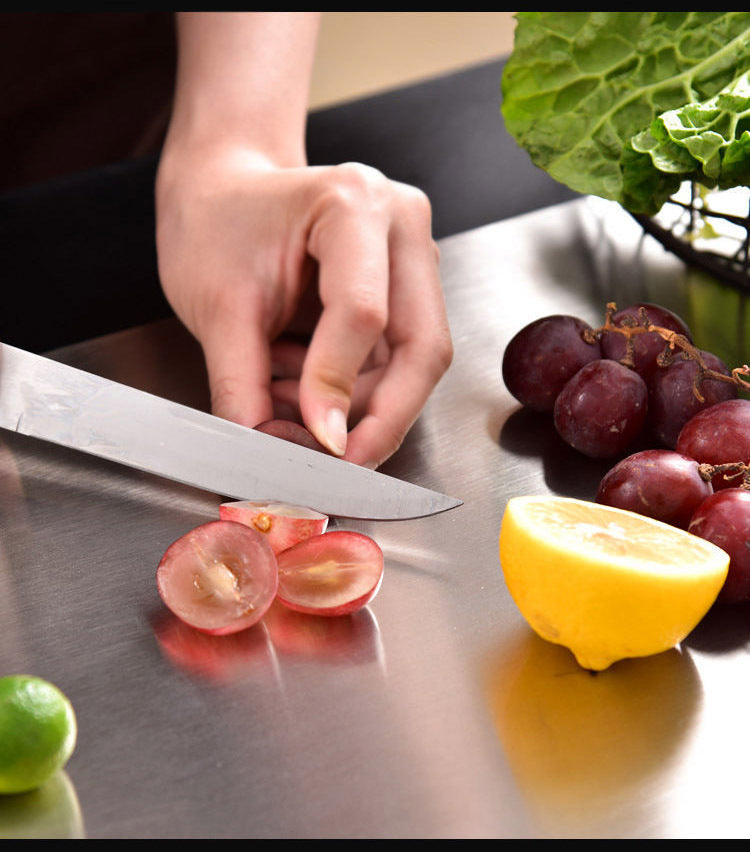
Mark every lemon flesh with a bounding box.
[499,496,729,671]
[0,676,77,795]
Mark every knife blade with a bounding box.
[0,343,462,520]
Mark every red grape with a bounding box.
[600,302,692,380]
[688,489,750,603]
[595,449,712,529]
[254,419,329,453]
[647,351,737,448]
[502,315,602,413]
[276,531,384,617]
[553,359,648,458]
[676,398,750,490]
[156,520,278,634]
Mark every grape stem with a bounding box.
[583,302,750,403]
[699,462,750,489]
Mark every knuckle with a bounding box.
[396,183,435,231]
[349,290,387,333]
[323,162,389,213]
[434,333,455,374]
[313,363,356,401]
[209,375,242,417]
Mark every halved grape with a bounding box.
[156,520,278,634]
[688,489,750,603]
[648,351,737,448]
[600,302,692,380]
[595,449,712,529]
[276,531,384,617]
[502,315,602,413]
[676,398,750,489]
[553,359,648,458]
[219,500,328,555]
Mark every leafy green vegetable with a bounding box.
[501,12,750,214]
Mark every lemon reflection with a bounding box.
[485,630,702,837]
[0,770,84,839]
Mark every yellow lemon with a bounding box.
[499,496,730,671]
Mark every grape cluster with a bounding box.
[503,302,741,459]
[502,301,750,603]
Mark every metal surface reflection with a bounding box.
[484,632,701,838]
[0,771,85,839]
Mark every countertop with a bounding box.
[2,196,749,839]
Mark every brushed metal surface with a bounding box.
[2,197,749,838]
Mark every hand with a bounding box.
[155,149,453,468]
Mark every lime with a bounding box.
[0,676,77,795]
[499,496,730,670]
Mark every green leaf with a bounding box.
[501,12,750,214]
[634,70,750,189]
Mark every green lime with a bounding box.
[0,676,77,795]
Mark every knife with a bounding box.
[0,343,462,520]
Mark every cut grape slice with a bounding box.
[156,520,279,634]
[219,500,329,554]
[276,531,384,617]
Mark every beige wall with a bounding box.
[310,12,517,109]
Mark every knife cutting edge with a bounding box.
[0,342,463,520]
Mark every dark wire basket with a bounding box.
[632,182,750,292]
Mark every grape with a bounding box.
[156,521,279,635]
[595,449,712,529]
[255,419,329,453]
[553,359,648,458]
[647,350,737,448]
[276,531,384,616]
[688,488,750,603]
[502,315,602,413]
[676,398,750,490]
[600,302,692,380]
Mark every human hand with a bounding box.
[155,149,453,469]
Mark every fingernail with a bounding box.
[323,407,348,456]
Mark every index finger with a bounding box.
[299,177,391,455]
[344,188,452,468]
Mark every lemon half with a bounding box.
[499,496,729,671]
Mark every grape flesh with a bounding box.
[553,359,648,458]
[647,350,737,449]
[502,315,602,413]
[595,449,712,529]
[676,398,750,489]
[600,302,692,380]
[688,489,750,603]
